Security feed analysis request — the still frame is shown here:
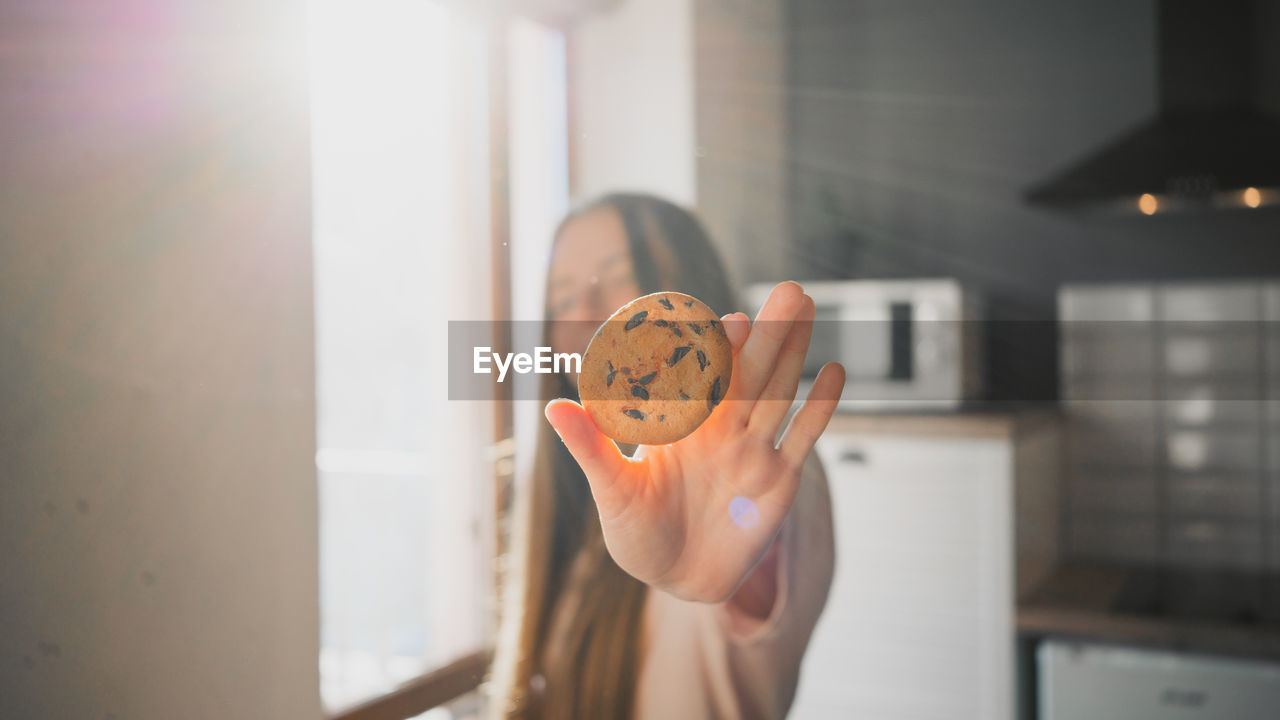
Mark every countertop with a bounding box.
[825,403,1062,439]
[1018,562,1280,662]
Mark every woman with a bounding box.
[487,193,845,719]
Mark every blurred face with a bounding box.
[546,207,642,378]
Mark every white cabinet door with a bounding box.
[790,432,1013,720]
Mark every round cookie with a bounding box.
[579,291,733,445]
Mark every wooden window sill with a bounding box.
[329,650,493,720]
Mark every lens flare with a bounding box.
[729,496,760,529]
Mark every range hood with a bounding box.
[1026,0,1280,212]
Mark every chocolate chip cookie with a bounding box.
[579,291,733,445]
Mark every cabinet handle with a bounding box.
[840,449,867,464]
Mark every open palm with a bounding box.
[545,281,845,603]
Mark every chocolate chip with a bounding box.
[630,385,649,400]
[667,346,691,367]
[659,298,674,310]
[623,408,645,420]
[606,361,617,387]
[684,300,694,307]
[679,390,690,401]
[687,322,703,335]
[625,311,647,331]
[670,326,683,337]
[696,349,709,371]
[653,319,670,327]
[708,377,723,409]
[659,415,666,422]
[624,368,655,386]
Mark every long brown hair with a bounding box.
[487,193,736,719]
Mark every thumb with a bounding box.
[545,399,632,518]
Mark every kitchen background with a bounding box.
[698,0,1280,402]
[689,3,1280,716]
[4,0,1280,719]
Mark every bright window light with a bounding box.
[309,0,492,712]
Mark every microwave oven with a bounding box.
[744,279,983,409]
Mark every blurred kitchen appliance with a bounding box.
[1038,639,1280,719]
[745,279,983,409]
[1025,0,1280,211]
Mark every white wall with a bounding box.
[570,0,696,206]
[0,2,319,718]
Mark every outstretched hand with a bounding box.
[545,281,845,603]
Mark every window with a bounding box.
[507,15,571,536]
[310,0,494,714]
[310,2,568,717]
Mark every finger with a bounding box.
[720,312,749,351]
[748,294,816,437]
[778,362,845,466]
[544,399,632,519]
[723,282,806,416]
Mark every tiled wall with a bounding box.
[1060,281,1280,571]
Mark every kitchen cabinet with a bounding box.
[789,412,1061,720]
[1039,639,1280,720]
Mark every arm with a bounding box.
[629,452,835,719]
[724,529,782,631]
[720,450,835,645]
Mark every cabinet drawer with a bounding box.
[817,433,1007,477]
